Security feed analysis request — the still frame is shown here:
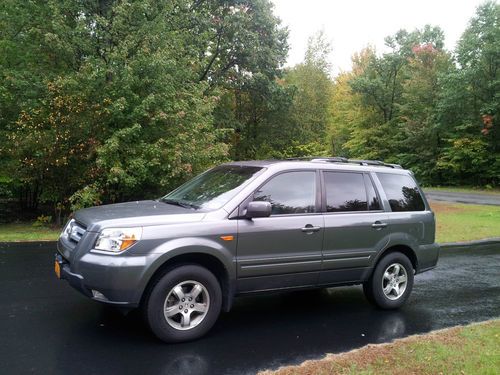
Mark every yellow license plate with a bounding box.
[54,261,61,279]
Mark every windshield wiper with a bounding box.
[159,198,199,210]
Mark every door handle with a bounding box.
[371,221,387,229]
[301,225,321,233]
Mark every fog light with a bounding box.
[92,290,107,301]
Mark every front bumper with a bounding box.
[55,235,157,308]
[55,253,92,298]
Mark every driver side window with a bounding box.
[253,171,316,215]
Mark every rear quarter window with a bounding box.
[377,173,425,212]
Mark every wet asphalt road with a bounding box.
[0,242,499,375]
[424,190,500,205]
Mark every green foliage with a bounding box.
[0,176,15,199]
[69,184,102,212]
[259,30,334,159]
[336,4,498,186]
[0,0,498,220]
[268,142,329,159]
[1,0,284,214]
[437,137,500,184]
[32,215,52,228]
[436,0,500,185]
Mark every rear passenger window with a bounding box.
[377,173,425,212]
[324,172,368,212]
[253,171,316,215]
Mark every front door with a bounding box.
[236,170,324,292]
[319,171,390,285]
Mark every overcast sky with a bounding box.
[271,0,485,74]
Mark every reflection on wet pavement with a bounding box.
[0,243,498,374]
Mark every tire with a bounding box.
[143,264,222,343]
[363,252,414,309]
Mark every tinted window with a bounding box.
[324,172,368,212]
[365,174,381,210]
[254,171,316,215]
[377,173,425,212]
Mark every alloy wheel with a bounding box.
[163,280,210,330]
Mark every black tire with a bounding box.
[143,265,222,343]
[363,252,414,309]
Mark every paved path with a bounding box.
[0,242,499,375]
[424,190,500,205]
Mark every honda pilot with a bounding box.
[55,158,439,343]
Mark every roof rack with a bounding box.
[346,159,402,169]
[286,156,402,169]
[286,156,350,163]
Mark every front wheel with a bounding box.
[363,252,414,309]
[143,265,222,343]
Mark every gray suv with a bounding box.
[55,158,439,343]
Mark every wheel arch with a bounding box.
[140,252,234,313]
[373,244,419,273]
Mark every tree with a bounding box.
[437,1,499,185]
[346,26,450,166]
[395,39,452,183]
[280,31,334,154]
[207,0,290,160]
[1,0,289,215]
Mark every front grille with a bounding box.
[63,219,87,245]
[69,222,86,244]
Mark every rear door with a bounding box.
[236,170,324,292]
[319,170,390,285]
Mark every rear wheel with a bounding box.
[363,252,414,309]
[143,265,222,343]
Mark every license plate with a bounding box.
[54,261,61,279]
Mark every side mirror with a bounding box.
[245,201,272,219]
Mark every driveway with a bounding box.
[0,242,499,375]
[424,190,500,205]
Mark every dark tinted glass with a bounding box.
[364,174,381,210]
[254,171,316,215]
[324,172,367,212]
[162,165,262,210]
[377,173,425,212]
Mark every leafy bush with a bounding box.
[0,176,14,199]
[69,185,102,212]
[32,215,52,227]
[269,142,329,159]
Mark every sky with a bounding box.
[271,0,485,74]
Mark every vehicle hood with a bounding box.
[74,200,206,232]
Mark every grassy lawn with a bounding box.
[259,320,500,375]
[430,201,500,243]
[425,186,500,195]
[0,223,61,242]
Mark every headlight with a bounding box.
[94,227,142,252]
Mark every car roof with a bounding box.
[223,158,410,174]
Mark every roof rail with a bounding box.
[285,156,329,161]
[307,157,402,169]
[310,157,349,163]
[348,159,402,169]
[284,156,402,169]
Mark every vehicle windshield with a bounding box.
[160,165,263,211]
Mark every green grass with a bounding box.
[0,223,61,242]
[425,186,500,195]
[260,320,500,375]
[430,201,500,243]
